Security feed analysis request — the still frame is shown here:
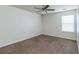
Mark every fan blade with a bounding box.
[35,10,43,13]
[34,7,41,9]
[36,11,41,12]
[46,9,55,11]
[42,5,49,11]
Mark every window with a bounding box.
[62,15,74,32]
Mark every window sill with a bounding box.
[61,31,74,33]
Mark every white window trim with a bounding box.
[62,15,74,33]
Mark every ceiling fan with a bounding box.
[34,5,55,15]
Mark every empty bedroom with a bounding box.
[0,5,79,54]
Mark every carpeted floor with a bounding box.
[0,35,78,54]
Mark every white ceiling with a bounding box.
[11,5,78,14]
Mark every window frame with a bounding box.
[61,15,75,33]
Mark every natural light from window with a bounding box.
[62,15,74,32]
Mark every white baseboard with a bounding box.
[0,34,42,48]
[42,34,76,40]
[0,33,76,48]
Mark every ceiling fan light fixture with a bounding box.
[34,5,55,15]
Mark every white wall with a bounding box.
[42,10,76,40]
[77,6,79,51]
[0,6,42,47]
[0,6,77,48]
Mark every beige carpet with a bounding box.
[0,35,78,54]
